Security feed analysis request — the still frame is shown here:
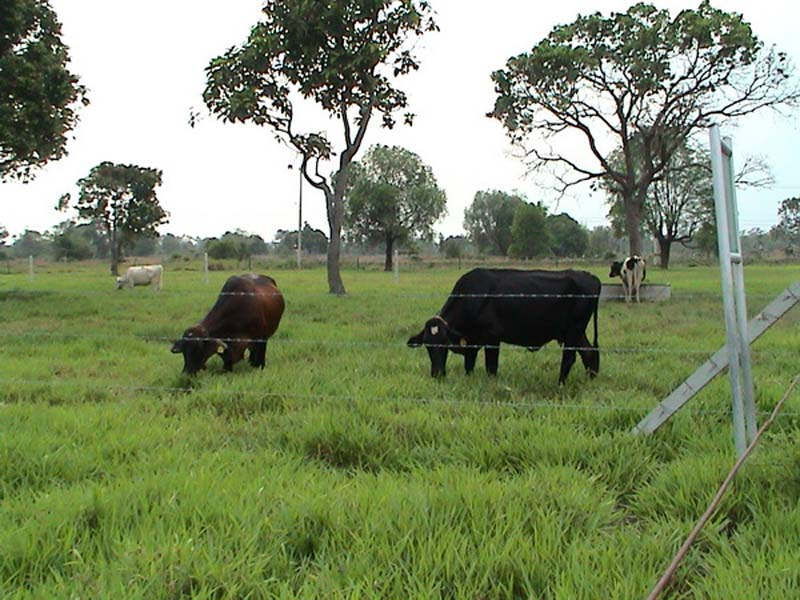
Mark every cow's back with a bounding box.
[444,268,599,346]
[202,274,284,338]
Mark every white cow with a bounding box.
[116,265,163,291]
[609,256,646,303]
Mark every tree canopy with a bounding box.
[547,213,588,258]
[203,0,437,294]
[0,0,88,181]
[463,190,525,256]
[490,1,799,256]
[60,162,168,275]
[778,197,800,246]
[345,145,446,271]
[508,202,551,259]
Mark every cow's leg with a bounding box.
[464,347,478,374]
[559,339,578,384]
[485,345,500,375]
[249,341,267,369]
[223,344,246,372]
[576,331,598,378]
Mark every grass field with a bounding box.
[1,260,799,598]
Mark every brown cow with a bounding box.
[171,274,285,374]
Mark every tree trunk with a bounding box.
[110,228,119,276]
[658,236,672,269]
[624,193,644,256]
[326,190,346,295]
[384,234,394,272]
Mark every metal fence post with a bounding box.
[709,126,756,456]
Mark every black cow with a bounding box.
[171,274,285,375]
[407,268,600,383]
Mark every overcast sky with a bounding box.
[2,0,799,242]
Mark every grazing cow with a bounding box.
[116,264,163,291]
[171,274,285,375]
[609,255,646,303]
[407,268,600,384]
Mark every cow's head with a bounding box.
[115,277,125,290]
[407,316,464,377]
[171,326,227,375]
[609,261,623,278]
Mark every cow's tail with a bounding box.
[591,293,600,375]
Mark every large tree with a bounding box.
[0,0,88,181]
[463,190,525,256]
[490,1,799,256]
[60,162,168,275]
[547,212,588,258]
[605,140,773,267]
[345,145,446,271]
[508,202,550,259]
[202,0,437,295]
[778,196,800,248]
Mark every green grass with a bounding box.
[1,260,799,598]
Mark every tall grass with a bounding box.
[1,261,798,598]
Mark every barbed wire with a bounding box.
[2,376,798,419]
[1,286,795,302]
[1,328,797,358]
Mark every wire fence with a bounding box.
[1,278,798,423]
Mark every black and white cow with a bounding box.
[407,268,600,384]
[609,255,646,303]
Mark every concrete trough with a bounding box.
[600,283,671,302]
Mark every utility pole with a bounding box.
[289,163,303,269]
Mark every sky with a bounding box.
[2,0,799,243]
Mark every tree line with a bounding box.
[2,1,799,289]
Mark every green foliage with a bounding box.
[547,212,588,257]
[778,197,800,243]
[62,162,168,274]
[463,190,525,256]
[202,0,438,293]
[508,202,550,259]
[440,235,469,259]
[274,224,328,255]
[51,223,93,261]
[0,0,89,181]
[490,1,799,255]
[345,145,446,270]
[205,230,268,262]
[11,229,50,258]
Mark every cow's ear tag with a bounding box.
[460,338,467,347]
[430,326,439,335]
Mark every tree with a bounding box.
[1,0,88,181]
[490,1,799,256]
[587,225,621,259]
[547,212,588,258]
[778,197,800,250]
[605,140,773,267]
[12,229,50,258]
[345,145,446,271]
[51,221,93,261]
[463,190,525,256]
[274,223,328,256]
[508,202,550,259]
[202,0,438,295]
[60,162,168,275]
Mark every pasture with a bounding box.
[1,261,799,599]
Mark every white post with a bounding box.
[709,126,756,456]
[203,252,209,285]
[297,166,303,270]
[28,255,34,281]
[393,249,399,283]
